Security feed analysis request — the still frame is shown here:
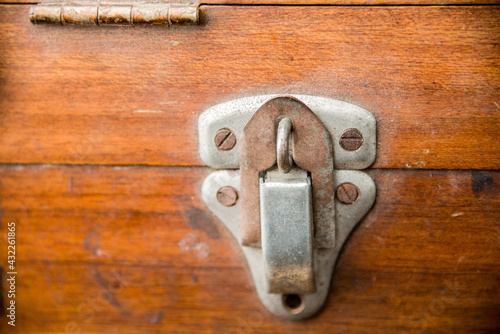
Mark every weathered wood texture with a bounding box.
[0,3,499,333]
[0,166,498,333]
[7,0,500,5]
[1,5,499,169]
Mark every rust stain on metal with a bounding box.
[169,4,199,25]
[214,128,237,151]
[99,6,132,25]
[30,3,199,26]
[62,5,98,25]
[336,182,360,205]
[29,5,62,25]
[240,96,335,248]
[131,4,169,25]
[216,186,239,207]
[339,128,364,151]
[267,265,315,294]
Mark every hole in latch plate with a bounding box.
[283,294,305,314]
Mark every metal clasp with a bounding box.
[199,95,377,319]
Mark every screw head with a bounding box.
[336,183,360,205]
[216,186,239,207]
[339,128,363,151]
[214,128,237,151]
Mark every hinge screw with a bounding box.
[214,128,237,151]
[339,128,364,151]
[336,183,360,205]
[217,186,239,207]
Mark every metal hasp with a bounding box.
[199,95,377,320]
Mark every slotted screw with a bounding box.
[214,128,237,151]
[336,183,360,205]
[217,186,239,207]
[339,128,364,151]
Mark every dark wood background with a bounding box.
[0,3,499,333]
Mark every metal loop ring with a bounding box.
[277,117,293,173]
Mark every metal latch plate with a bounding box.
[199,95,377,320]
[198,94,376,170]
[201,169,376,320]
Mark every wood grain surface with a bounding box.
[7,0,500,5]
[1,2,499,333]
[0,165,498,333]
[1,5,499,169]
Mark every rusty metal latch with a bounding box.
[199,95,377,320]
[29,3,199,26]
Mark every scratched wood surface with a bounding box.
[0,166,498,333]
[1,5,499,169]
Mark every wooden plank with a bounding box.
[207,0,500,3]
[0,165,498,332]
[1,5,499,169]
[8,0,500,5]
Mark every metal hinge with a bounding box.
[199,95,377,320]
[29,3,199,26]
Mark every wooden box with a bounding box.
[0,0,499,332]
